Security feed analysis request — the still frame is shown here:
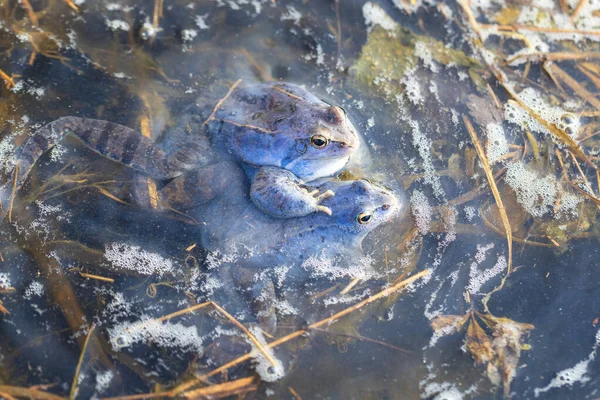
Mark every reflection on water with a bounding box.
[1,0,600,398]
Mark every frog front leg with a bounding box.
[250,166,334,218]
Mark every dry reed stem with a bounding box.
[502,81,595,168]
[104,272,429,399]
[0,69,15,89]
[102,377,256,400]
[555,149,570,182]
[569,151,596,197]
[0,391,18,400]
[289,386,303,400]
[209,301,278,367]
[69,325,94,400]
[339,277,360,295]
[463,116,513,273]
[182,377,256,400]
[152,0,163,28]
[506,51,600,65]
[186,244,197,251]
[63,0,79,12]
[0,385,64,400]
[458,0,596,168]
[79,272,114,283]
[93,185,128,205]
[480,213,555,248]
[572,184,600,206]
[187,270,430,387]
[546,62,600,110]
[214,119,275,134]
[20,0,39,27]
[571,0,590,21]
[490,23,600,37]
[447,168,506,207]
[202,79,242,126]
[577,65,600,89]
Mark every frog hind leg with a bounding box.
[2,116,212,210]
[231,267,278,334]
[133,161,242,211]
[250,166,335,218]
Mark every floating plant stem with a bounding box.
[69,325,95,400]
[463,115,513,273]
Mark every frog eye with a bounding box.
[357,211,373,224]
[310,135,329,148]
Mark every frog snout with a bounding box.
[382,191,401,216]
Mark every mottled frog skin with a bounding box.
[1,82,360,219]
[188,161,402,330]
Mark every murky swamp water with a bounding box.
[1,0,600,399]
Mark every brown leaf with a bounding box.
[430,314,469,334]
[478,314,534,397]
[466,316,495,365]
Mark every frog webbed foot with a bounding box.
[299,186,335,216]
[250,166,335,218]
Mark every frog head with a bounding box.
[316,178,402,245]
[210,83,360,181]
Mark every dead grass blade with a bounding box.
[0,69,16,89]
[339,277,360,295]
[69,325,95,400]
[79,271,115,283]
[182,377,256,400]
[310,327,411,353]
[463,116,513,273]
[546,62,600,110]
[289,386,303,400]
[202,79,242,126]
[570,0,590,21]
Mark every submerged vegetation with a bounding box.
[0,0,600,398]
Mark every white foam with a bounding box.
[104,243,174,276]
[411,190,433,234]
